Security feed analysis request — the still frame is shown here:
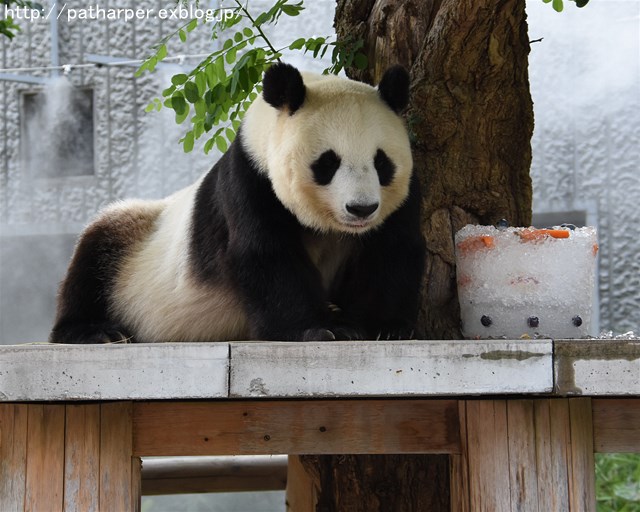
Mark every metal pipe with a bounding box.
[49,2,59,77]
[141,455,288,496]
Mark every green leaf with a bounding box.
[162,85,176,97]
[243,27,254,38]
[171,74,189,86]
[195,71,207,95]
[144,102,155,113]
[194,121,205,139]
[354,53,368,70]
[281,5,303,17]
[179,29,187,43]
[215,55,226,79]
[225,127,236,143]
[186,18,198,32]
[216,136,228,153]
[183,131,195,152]
[234,31,243,43]
[205,62,217,88]
[223,38,233,50]
[226,47,238,64]
[552,0,564,11]
[289,37,306,50]
[184,81,200,103]
[175,105,190,125]
[157,44,167,61]
[255,12,269,26]
[171,93,187,115]
[147,56,159,73]
[204,136,216,154]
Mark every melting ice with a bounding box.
[455,225,598,339]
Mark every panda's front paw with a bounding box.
[301,326,364,342]
[302,328,336,342]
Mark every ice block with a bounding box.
[455,225,598,339]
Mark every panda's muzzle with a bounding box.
[346,202,379,219]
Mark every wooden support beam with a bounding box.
[64,404,100,511]
[0,403,139,512]
[456,398,596,511]
[0,404,28,512]
[286,455,318,512]
[133,400,460,456]
[100,402,138,511]
[593,398,640,453]
[25,404,65,511]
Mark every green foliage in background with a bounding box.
[137,0,367,154]
[542,0,590,13]
[596,453,640,512]
[0,1,43,39]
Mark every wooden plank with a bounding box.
[131,457,142,512]
[534,400,570,511]
[286,456,317,512]
[99,402,134,511]
[593,398,640,453]
[0,404,28,512]
[555,340,640,395]
[133,400,461,456]
[449,401,470,512]
[230,340,553,397]
[506,400,539,511]
[465,400,511,511]
[0,343,229,401]
[568,398,596,512]
[63,404,100,512]
[25,404,65,512]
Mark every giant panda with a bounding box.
[50,62,425,344]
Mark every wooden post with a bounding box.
[0,402,140,512]
[454,398,596,511]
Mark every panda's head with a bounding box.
[242,62,413,234]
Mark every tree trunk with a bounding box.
[297,455,450,512]
[289,1,534,510]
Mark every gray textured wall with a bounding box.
[528,0,640,334]
[0,0,638,343]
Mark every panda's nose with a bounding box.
[346,202,379,219]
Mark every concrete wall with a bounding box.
[528,0,640,333]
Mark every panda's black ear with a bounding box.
[378,65,410,114]
[262,62,306,114]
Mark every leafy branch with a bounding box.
[542,0,589,13]
[136,0,367,154]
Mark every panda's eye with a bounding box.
[311,150,341,186]
[374,149,396,186]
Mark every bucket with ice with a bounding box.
[455,224,598,339]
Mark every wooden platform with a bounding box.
[0,339,639,511]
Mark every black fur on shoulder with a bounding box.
[378,65,410,114]
[262,62,306,114]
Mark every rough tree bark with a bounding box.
[291,1,534,510]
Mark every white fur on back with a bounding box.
[110,183,249,342]
[242,71,413,234]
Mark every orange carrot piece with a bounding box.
[517,229,570,241]
[456,235,495,253]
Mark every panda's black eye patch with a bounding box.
[311,150,341,186]
[374,149,395,186]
